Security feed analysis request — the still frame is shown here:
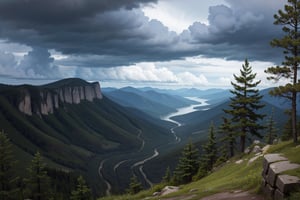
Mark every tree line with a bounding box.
[0,130,93,200]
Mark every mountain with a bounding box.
[0,78,174,195]
[103,87,197,118]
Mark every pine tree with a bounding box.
[173,142,199,184]
[195,124,218,180]
[70,176,92,200]
[265,0,300,144]
[219,117,236,158]
[128,175,142,195]
[225,59,265,152]
[281,110,293,141]
[265,108,278,144]
[162,167,172,184]
[0,131,18,200]
[25,151,50,200]
[202,123,217,171]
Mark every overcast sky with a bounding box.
[0,0,287,88]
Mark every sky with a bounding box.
[0,0,287,89]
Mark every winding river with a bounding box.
[99,97,209,195]
[161,97,209,142]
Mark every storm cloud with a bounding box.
[0,0,288,83]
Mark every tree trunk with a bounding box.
[240,135,245,153]
[292,91,298,143]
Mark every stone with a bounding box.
[263,183,275,199]
[274,189,285,200]
[263,154,288,175]
[276,174,300,194]
[244,147,251,154]
[248,154,263,165]
[152,192,160,196]
[160,186,179,196]
[235,159,243,164]
[268,161,300,186]
[254,140,260,145]
[252,145,262,153]
[262,145,270,154]
[189,188,198,193]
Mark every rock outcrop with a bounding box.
[262,153,300,200]
[16,79,103,115]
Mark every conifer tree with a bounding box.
[128,175,142,195]
[0,131,18,200]
[202,123,217,171]
[173,142,199,184]
[70,176,92,200]
[265,108,278,144]
[162,167,172,184]
[225,59,265,152]
[265,0,300,144]
[25,151,50,200]
[219,117,236,158]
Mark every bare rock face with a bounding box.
[18,89,32,115]
[16,79,103,116]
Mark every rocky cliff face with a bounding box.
[17,80,103,116]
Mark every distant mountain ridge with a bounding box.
[0,78,102,116]
[103,86,198,118]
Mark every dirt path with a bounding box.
[162,191,265,200]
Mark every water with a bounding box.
[161,97,209,124]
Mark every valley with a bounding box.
[0,78,293,197]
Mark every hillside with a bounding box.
[99,140,300,200]
[0,78,175,196]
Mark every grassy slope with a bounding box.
[99,140,300,200]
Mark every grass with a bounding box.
[98,152,264,200]
[99,139,300,200]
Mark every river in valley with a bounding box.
[161,97,209,142]
[99,97,209,195]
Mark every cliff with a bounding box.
[2,78,103,115]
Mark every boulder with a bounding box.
[160,186,179,196]
[276,174,300,194]
[268,161,300,186]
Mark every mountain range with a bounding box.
[0,78,295,197]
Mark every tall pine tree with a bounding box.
[219,117,236,158]
[25,151,50,200]
[173,142,199,184]
[225,59,265,152]
[202,122,217,171]
[0,131,18,200]
[265,108,278,144]
[70,176,92,200]
[265,0,300,143]
[128,175,142,195]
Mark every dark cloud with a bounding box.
[18,47,61,78]
[0,0,287,71]
[0,0,157,25]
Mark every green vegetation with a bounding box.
[225,59,265,153]
[264,108,278,144]
[24,151,50,200]
[0,130,19,200]
[127,175,143,195]
[99,139,300,200]
[70,176,93,200]
[265,0,300,144]
[172,142,199,184]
